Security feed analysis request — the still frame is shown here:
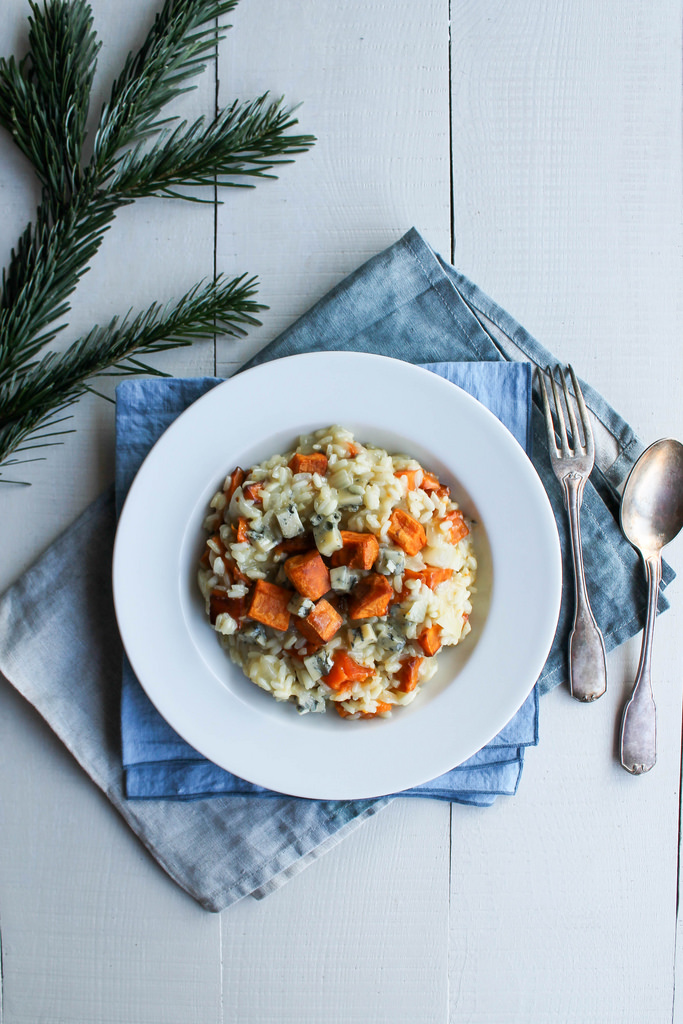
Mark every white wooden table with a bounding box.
[1,1,682,1020]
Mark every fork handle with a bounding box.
[563,473,608,702]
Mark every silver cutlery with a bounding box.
[619,438,683,774]
[539,364,608,702]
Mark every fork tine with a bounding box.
[559,366,583,452]
[548,365,571,456]
[568,365,595,460]
[539,367,560,456]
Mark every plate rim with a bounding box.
[112,351,562,799]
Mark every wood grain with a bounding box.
[0,0,681,1021]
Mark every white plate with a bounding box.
[113,352,561,800]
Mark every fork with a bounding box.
[539,365,608,702]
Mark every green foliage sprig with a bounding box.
[0,0,314,482]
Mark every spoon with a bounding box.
[619,438,683,774]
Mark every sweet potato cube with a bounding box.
[347,573,394,620]
[247,579,291,631]
[323,650,374,690]
[387,508,427,556]
[396,656,423,693]
[243,481,264,504]
[209,588,248,626]
[288,451,329,475]
[362,701,393,717]
[296,598,343,644]
[404,565,453,591]
[444,509,469,544]
[284,550,331,600]
[395,468,419,491]
[329,531,380,570]
[420,471,441,491]
[224,466,245,502]
[235,517,250,543]
[417,623,442,657]
[275,534,313,555]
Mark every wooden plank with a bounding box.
[214,0,452,373]
[0,3,223,1022]
[213,3,454,1021]
[450,1,683,1019]
[221,800,451,1024]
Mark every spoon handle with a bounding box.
[620,553,661,774]
[564,475,608,701]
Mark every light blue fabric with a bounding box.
[117,361,537,801]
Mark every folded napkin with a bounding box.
[0,228,672,911]
[117,361,536,803]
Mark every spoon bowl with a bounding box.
[619,438,683,774]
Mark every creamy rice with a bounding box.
[198,426,476,719]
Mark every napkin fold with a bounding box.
[0,228,673,911]
[117,361,536,802]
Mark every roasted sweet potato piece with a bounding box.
[444,509,469,543]
[275,533,313,555]
[387,508,427,556]
[362,701,392,717]
[288,452,328,475]
[296,598,343,643]
[329,530,380,570]
[396,656,423,693]
[235,517,250,543]
[284,550,331,600]
[224,466,245,502]
[243,481,264,504]
[247,579,291,631]
[347,573,394,619]
[417,623,442,657]
[404,566,453,591]
[395,468,419,491]
[323,650,374,690]
[209,588,248,626]
[420,471,441,491]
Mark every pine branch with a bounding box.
[0,0,100,201]
[0,190,121,385]
[0,273,264,470]
[0,0,315,481]
[92,0,239,179]
[112,95,315,198]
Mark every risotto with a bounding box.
[197,426,476,719]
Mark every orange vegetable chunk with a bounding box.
[296,598,343,644]
[243,481,264,504]
[387,508,427,556]
[209,588,248,626]
[417,623,442,657]
[329,530,380,570]
[404,565,453,591]
[284,550,331,600]
[288,452,329,475]
[395,468,419,491]
[247,579,291,631]
[323,650,374,690]
[396,656,423,692]
[224,466,245,502]
[347,573,394,619]
[444,509,469,543]
[420,471,441,491]
[362,701,393,717]
[275,534,312,555]
[235,517,250,543]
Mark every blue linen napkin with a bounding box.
[117,361,537,802]
[0,227,673,911]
